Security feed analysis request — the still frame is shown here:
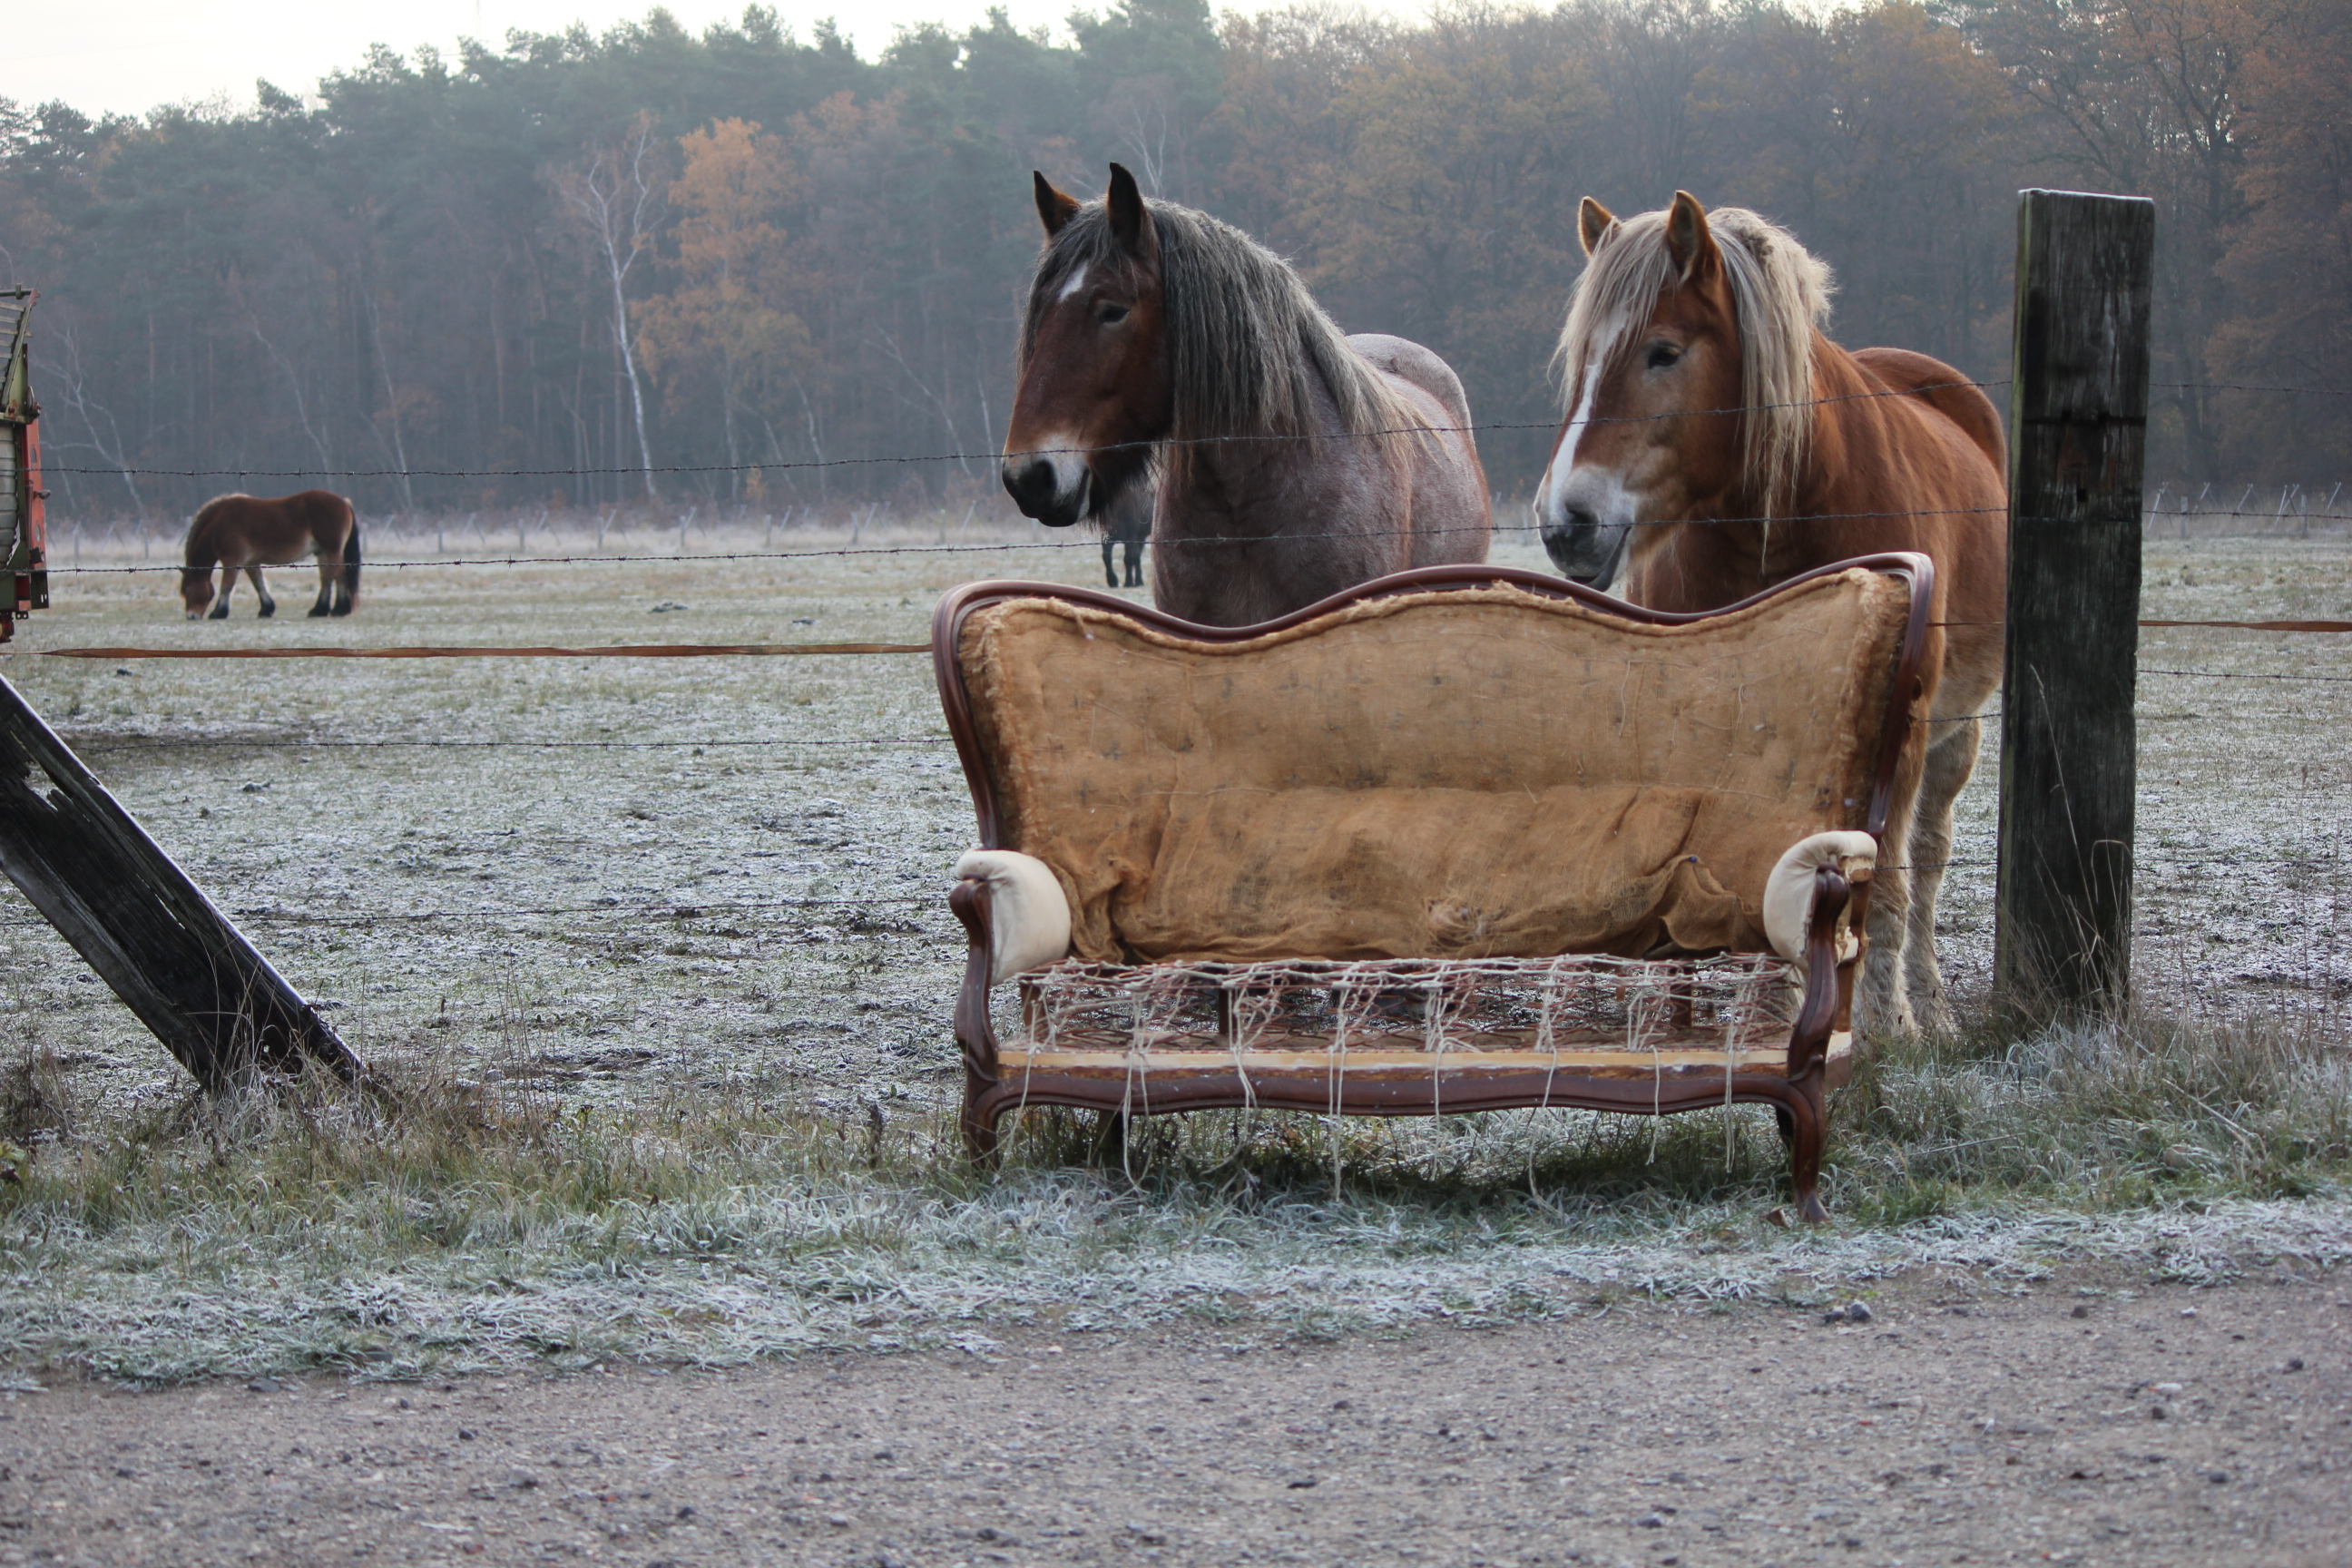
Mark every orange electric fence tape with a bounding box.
[41,622,2352,660]
[2137,620,2352,632]
[40,642,928,660]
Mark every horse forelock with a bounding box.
[1553,205,1834,518]
[1020,197,1420,479]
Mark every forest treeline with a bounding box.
[1,0,2346,521]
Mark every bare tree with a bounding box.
[560,116,667,501]
[44,320,144,518]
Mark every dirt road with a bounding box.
[1,1271,2341,1568]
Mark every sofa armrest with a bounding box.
[1763,831,1877,965]
[952,849,1073,985]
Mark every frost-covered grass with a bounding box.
[0,1002,2343,1385]
[0,515,2344,1382]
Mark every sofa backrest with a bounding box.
[936,561,1927,965]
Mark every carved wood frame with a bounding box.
[933,555,1936,1220]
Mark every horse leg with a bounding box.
[208,568,232,619]
[1125,539,1143,588]
[1856,781,1920,1044]
[1902,716,1982,1036]
[1102,536,1118,589]
[248,566,276,618]
[309,554,336,617]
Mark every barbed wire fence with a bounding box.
[7,376,2348,1034]
[30,375,2352,554]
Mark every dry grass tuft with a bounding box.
[0,998,2342,1384]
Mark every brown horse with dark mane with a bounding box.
[180,490,360,619]
[1536,193,2005,1042]
[1003,164,1490,626]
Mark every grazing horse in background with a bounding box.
[1100,475,1152,588]
[181,491,361,619]
[1003,163,1491,626]
[1536,192,2005,1039]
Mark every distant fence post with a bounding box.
[1994,189,2156,1023]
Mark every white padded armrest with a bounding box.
[954,849,1073,985]
[1763,831,1877,964]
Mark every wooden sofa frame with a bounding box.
[935,556,1933,1220]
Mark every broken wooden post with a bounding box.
[1994,189,2156,1023]
[0,672,362,1089]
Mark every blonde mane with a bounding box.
[1553,205,1834,520]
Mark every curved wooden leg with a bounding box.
[962,1074,1003,1167]
[1783,1076,1829,1223]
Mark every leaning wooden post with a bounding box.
[1994,190,2155,1022]
[0,673,362,1090]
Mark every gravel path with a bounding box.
[3,1271,2342,1568]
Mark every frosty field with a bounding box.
[0,511,2343,1382]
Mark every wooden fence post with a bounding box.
[0,673,362,1089]
[1994,189,2156,1022]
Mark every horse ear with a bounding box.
[1663,191,1720,285]
[1034,172,1082,237]
[1105,162,1150,255]
[1578,197,1618,257]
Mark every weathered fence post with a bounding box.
[0,674,362,1089]
[1994,189,2156,1022]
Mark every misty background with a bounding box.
[2,0,2346,524]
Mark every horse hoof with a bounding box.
[330,602,354,618]
[308,605,329,618]
[258,603,275,619]
[207,605,230,621]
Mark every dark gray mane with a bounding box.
[1019,198,1416,476]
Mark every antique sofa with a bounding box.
[933,556,1932,1220]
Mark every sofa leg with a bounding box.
[962,1083,1003,1166]
[1782,1078,1830,1223]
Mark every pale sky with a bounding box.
[3,0,1082,119]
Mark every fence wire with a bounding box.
[10,371,2347,1037]
[29,376,2352,489]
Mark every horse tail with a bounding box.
[338,505,362,613]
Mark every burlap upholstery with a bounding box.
[956,569,1912,965]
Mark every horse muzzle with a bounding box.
[1537,468,1636,589]
[1002,450,1090,528]
[1540,504,1633,588]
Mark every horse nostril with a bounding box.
[1541,505,1598,543]
[1003,458,1053,512]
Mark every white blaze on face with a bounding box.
[1055,263,1090,303]
[1537,351,1601,526]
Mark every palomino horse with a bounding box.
[181,490,361,619]
[1536,193,2004,1039]
[1100,475,1152,588]
[1003,164,1490,625]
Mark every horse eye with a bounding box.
[1645,342,1681,370]
[1098,303,1131,326]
